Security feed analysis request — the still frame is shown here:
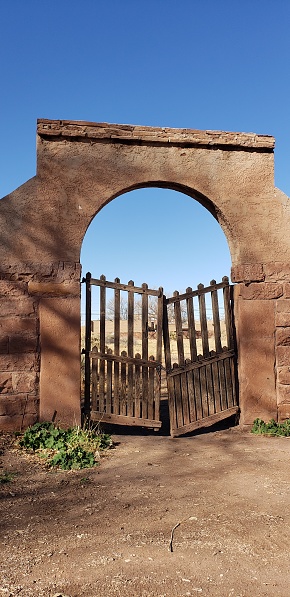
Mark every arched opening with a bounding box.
[81,187,237,436]
[81,186,231,308]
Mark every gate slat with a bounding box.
[173,291,185,366]
[210,280,222,354]
[199,363,209,418]
[156,290,163,365]
[134,352,141,418]
[218,359,228,411]
[163,292,176,435]
[142,284,149,419]
[120,350,127,416]
[206,356,215,416]
[185,360,197,422]
[154,363,161,425]
[99,275,106,412]
[223,276,233,350]
[198,284,210,358]
[230,356,238,406]
[142,364,149,419]
[84,272,92,418]
[100,274,106,352]
[193,367,203,421]
[224,356,233,408]
[211,358,222,413]
[173,362,184,428]
[91,345,98,411]
[148,355,155,420]
[98,354,105,414]
[181,371,190,425]
[186,287,198,362]
[106,348,113,413]
[127,280,134,417]
[163,294,172,372]
[114,277,121,415]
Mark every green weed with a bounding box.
[0,471,16,484]
[19,422,112,470]
[251,418,290,436]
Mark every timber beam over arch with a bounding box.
[0,118,290,431]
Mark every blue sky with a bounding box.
[1,0,290,316]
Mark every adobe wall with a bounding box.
[0,119,290,430]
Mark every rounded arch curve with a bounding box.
[80,185,232,293]
[81,181,233,270]
[107,181,219,219]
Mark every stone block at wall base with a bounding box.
[278,403,290,421]
[0,395,38,417]
[239,403,277,426]
[0,413,38,432]
[277,384,290,405]
[236,298,277,425]
[277,367,290,385]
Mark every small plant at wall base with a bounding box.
[0,471,17,484]
[19,422,112,470]
[251,418,290,436]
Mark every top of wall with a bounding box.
[37,119,275,151]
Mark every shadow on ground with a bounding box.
[99,398,238,438]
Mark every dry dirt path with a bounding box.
[1,426,290,597]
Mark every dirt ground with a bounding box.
[1,420,290,597]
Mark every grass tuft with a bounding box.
[19,422,112,470]
[0,471,16,484]
[251,418,290,437]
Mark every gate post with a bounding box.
[233,281,278,426]
[83,272,92,421]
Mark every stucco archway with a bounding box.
[1,119,290,430]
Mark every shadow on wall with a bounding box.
[0,178,82,430]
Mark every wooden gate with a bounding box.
[163,277,239,437]
[82,273,163,429]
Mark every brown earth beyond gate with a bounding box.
[82,274,238,436]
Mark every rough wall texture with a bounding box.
[0,119,290,429]
[0,261,81,429]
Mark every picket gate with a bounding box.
[82,274,238,436]
[82,273,163,429]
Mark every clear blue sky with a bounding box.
[1,0,290,316]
